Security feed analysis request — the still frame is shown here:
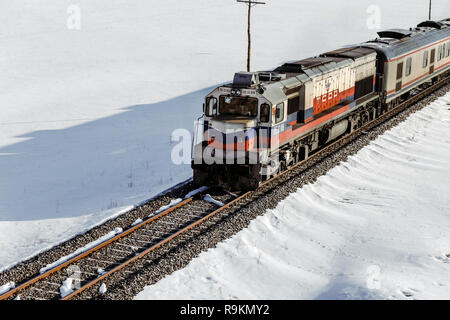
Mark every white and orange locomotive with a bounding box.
[192,18,450,189]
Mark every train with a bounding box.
[192,18,450,190]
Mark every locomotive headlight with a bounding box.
[231,89,241,96]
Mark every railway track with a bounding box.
[0,74,448,300]
[0,189,248,300]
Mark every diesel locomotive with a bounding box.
[192,18,450,189]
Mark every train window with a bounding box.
[205,97,217,117]
[275,102,284,123]
[219,96,258,117]
[405,57,412,76]
[260,103,270,123]
[287,96,300,115]
[423,51,429,68]
[396,62,403,80]
[447,42,450,57]
[430,49,435,63]
[437,45,442,61]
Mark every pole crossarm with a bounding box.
[237,0,266,5]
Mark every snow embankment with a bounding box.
[135,93,450,300]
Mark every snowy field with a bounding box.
[0,0,449,271]
[136,93,450,300]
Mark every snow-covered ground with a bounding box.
[135,93,450,300]
[0,0,448,271]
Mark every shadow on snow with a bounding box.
[0,87,214,221]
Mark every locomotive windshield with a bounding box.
[219,96,258,117]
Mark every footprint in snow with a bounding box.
[401,290,414,298]
[434,255,450,264]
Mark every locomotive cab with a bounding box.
[192,72,276,189]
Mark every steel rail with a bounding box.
[0,197,193,300]
[61,191,252,300]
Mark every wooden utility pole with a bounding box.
[237,0,266,72]
[429,0,432,20]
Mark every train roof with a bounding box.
[322,46,377,59]
[273,46,375,77]
[272,46,376,80]
[274,57,349,79]
[217,46,378,104]
[260,46,376,102]
[362,18,450,60]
